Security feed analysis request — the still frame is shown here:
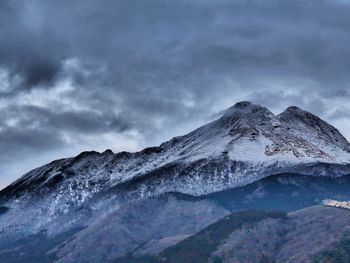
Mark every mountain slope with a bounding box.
[149,210,287,263]
[3,175,350,262]
[5,173,349,263]
[126,205,350,263]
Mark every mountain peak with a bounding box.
[278,105,332,129]
[217,101,278,132]
[278,105,350,151]
[279,105,315,119]
[231,101,254,109]
[223,101,275,119]
[284,105,302,112]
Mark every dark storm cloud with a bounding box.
[1,0,350,187]
[0,105,132,134]
[0,126,64,160]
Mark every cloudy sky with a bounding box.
[1,0,350,188]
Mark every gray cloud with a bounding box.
[0,0,350,188]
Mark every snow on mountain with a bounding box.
[278,105,350,161]
[2,101,350,200]
[0,101,350,237]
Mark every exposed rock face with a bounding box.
[278,106,350,157]
[323,199,350,210]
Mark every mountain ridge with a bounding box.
[2,101,350,199]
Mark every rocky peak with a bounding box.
[278,105,331,126]
[219,101,278,129]
[278,106,317,122]
[102,149,114,155]
[223,101,274,117]
[278,106,350,149]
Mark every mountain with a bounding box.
[2,101,350,198]
[1,101,350,262]
[125,205,350,263]
[3,174,350,262]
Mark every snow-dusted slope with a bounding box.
[0,101,350,237]
[278,106,350,161]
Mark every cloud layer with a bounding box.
[1,0,350,188]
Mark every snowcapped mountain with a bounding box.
[3,101,350,198]
[1,102,350,240]
[1,101,350,262]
